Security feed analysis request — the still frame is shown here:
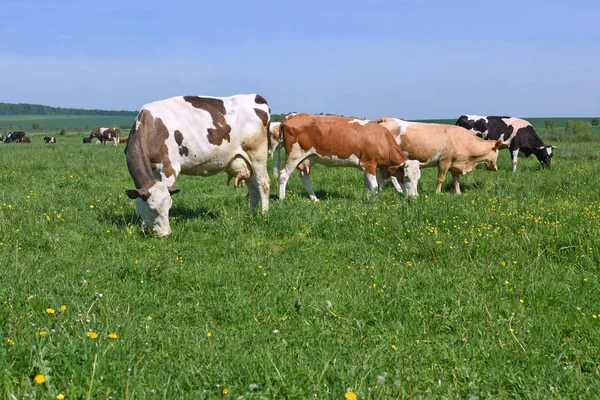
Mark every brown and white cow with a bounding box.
[277,114,421,201]
[125,94,271,237]
[119,136,129,144]
[90,127,120,146]
[377,118,502,194]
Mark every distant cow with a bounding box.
[377,118,501,194]
[5,131,31,144]
[83,137,92,143]
[0,135,3,142]
[456,115,556,172]
[89,127,120,146]
[125,94,271,237]
[277,114,421,200]
[119,136,129,144]
[44,136,56,144]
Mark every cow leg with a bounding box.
[375,169,385,192]
[279,155,304,200]
[511,149,519,172]
[436,164,450,194]
[246,160,270,213]
[363,164,379,200]
[452,174,461,194]
[390,176,404,193]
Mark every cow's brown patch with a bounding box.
[255,94,268,105]
[183,96,231,146]
[174,130,184,146]
[254,108,269,127]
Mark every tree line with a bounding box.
[0,102,137,116]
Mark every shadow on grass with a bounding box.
[100,205,220,228]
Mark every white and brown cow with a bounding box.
[90,127,121,146]
[377,118,502,194]
[277,114,421,201]
[456,115,556,172]
[125,94,271,237]
[44,136,56,143]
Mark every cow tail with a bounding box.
[274,124,283,181]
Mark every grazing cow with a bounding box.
[277,114,421,201]
[125,94,271,237]
[456,115,556,172]
[83,137,92,143]
[5,131,31,144]
[44,136,56,144]
[377,118,501,194]
[0,134,3,142]
[89,127,120,146]
[119,136,129,144]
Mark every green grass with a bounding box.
[0,133,599,398]
[0,115,135,132]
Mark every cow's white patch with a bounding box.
[466,115,488,123]
[419,147,443,168]
[349,119,369,126]
[397,119,418,136]
[544,146,553,156]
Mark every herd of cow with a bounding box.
[0,94,556,237]
[0,131,56,144]
[121,94,556,237]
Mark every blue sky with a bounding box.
[1,0,598,119]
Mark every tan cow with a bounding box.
[377,118,502,194]
[278,114,421,200]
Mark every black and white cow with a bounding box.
[0,134,4,142]
[89,127,120,146]
[456,115,556,172]
[5,131,30,144]
[44,136,56,144]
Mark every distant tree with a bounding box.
[32,122,41,130]
[591,118,599,126]
[544,120,555,129]
[564,120,593,140]
[59,128,67,136]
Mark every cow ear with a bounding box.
[494,140,503,149]
[387,165,400,176]
[551,146,557,150]
[125,189,150,201]
[168,186,181,196]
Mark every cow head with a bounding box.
[125,182,180,237]
[402,160,421,198]
[387,160,421,198]
[535,145,556,169]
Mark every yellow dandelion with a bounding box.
[345,391,357,400]
[89,205,95,209]
[60,305,67,312]
[86,331,98,339]
[503,281,509,285]
[147,316,152,321]
[56,394,65,400]
[223,388,229,395]
[7,338,14,345]
[519,299,524,303]
[207,332,212,337]
[33,373,46,384]
[108,333,118,339]
[391,344,397,351]
[583,278,588,282]
[39,331,47,337]
[46,308,55,314]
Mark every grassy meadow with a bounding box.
[0,129,599,398]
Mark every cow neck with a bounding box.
[125,123,156,191]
